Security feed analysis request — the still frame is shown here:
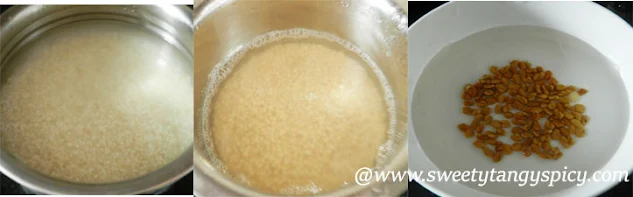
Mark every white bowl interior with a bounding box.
[408,2,633,197]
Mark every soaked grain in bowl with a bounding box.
[0,21,193,183]
[202,29,396,195]
[458,60,589,162]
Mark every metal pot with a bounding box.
[0,5,193,194]
[193,0,408,196]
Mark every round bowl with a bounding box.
[408,2,633,197]
[0,5,193,194]
[193,0,408,196]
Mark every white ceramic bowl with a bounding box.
[408,2,633,197]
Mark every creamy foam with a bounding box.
[201,28,396,195]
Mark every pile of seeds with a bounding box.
[457,60,589,162]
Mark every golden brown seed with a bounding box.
[581,115,589,124]
[473,140,485,148]
[548,102,556,109]
[573,111,582,121]
[463,107,473,114]
[482,107,491,115]
[511,143,522,151]
[497,94,505,103]
[502,144,512,155]
[551,129,561,140]
[482,147,494,157]
[574,104,586,113]
[484,115,492,124]
[560,140,570,149]
[560,127,570,137]
[575,127,586,137]
[511,134,523,141]
[489,66,499,74]
[495,129,507,136]
[486,98,497,104]
[503,104,510,112]
[461,61,589,162]
[491,120,501,128]
[564,111,574,119]
[571,119,584,129]
[492,152,502,162]
[464,130,474,138]
[496,84,507,92]
[458,123,469,132]
[477,124,485,133]
[578,88,588,95]
[511,127,524,134]
[501,120,511,128]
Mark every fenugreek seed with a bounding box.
[487,132,497,138]
[561,140,570,149]
[491,121,501,128]
[458,123,469,132]
[551,129,561,140]
[483,147,494,157]
[495,105,502,114]
[571,119,584,129]
[560,127,570,136]
[464,130,474,138]
[497,94,505,103]
[508,84,519,90]
[530,144,540,152]
[484,115,492,124]
[477,124,485,133]
[573,111,582,121]
[501,120,511,128]
[581,115,589,124]
[548,102,556,109]
[576,127,586,137]
[511,134,522,141]
[533,121,542,131]
[502,144,512,155]
[461,61,589,162]
[512,143,522,151]
[489,66,499,74]
[463,107,473,114]
[564,111,574,119]
[511,127,524,134]
[574,104,586,113]
[482,107,491,115]
[492,152,502,162]
[496,129,507,136]
[578,88,588,95]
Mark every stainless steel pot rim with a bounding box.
[0,5,194,195]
